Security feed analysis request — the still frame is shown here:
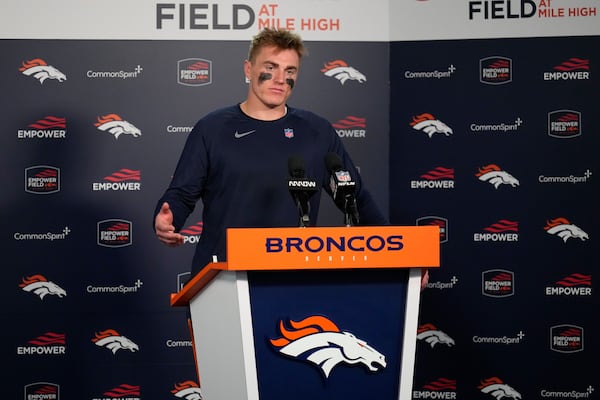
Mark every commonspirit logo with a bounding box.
[87,64,143,79]
[539,169,592,185]
[14,226,71,242]
[86,278,144,295]
[404,64,456,80]
[469,117,523,134]
[473,330,525,345]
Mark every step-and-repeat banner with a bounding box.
[1,1,598,399]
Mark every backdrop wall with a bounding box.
[1,1,598,399]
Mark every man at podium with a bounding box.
[152,27,432,285]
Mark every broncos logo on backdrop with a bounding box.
[94,114,142,139]
[171,381,202,400]
[321,60,367,85]
[478,377,522,400]
[544,217,589,242]
[416,323,455,348]
[19,58,67,84]
[92,329,139,354]
[410,113,453,137]
[476,164,520,188]
[19,274,67,299]
[270,315,386,378]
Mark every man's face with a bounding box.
[245,45,299,108]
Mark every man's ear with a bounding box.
[243,60,251,81]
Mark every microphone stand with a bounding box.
[342,195,359,227]
[296,193,311,227]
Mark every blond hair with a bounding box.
[248,28,306,62]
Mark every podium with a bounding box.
[171,226,439,400]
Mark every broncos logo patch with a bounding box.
[19,274,67,299]
[94,114,142,139]
[417,323,455,348]
[544,217,589,242]
[410,113,453,137]
[19,58,67,84]
[92,329,139,354]
[479,377,522,400]
[476,164,520,188]
[270,315,385,378]
[321,60,367,85]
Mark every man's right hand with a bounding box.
[154,202,185,247]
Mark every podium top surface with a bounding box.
[170,225,439,307]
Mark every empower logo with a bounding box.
[100,384,141,399]
[25,165,60,194]
[24,382,60,400]
[482,269,514,298]
[270,315,385,378]
[473,220,519,242]
[480,56,512,85]
[178,58,212,86]
[93,168,141,191]
[550,324,584,353]
[544,58,590,81]
[332,115,367,138]
[411,167,455,189]
[548,110,581,138]
[17,332,66,355]
[413,378,457,400]
[180,221,204,244]
[18,116,66,139]
[97,219,132,248]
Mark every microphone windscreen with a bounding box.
[325,152,343,172]
[288,155,306,178]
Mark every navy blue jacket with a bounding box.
[155,104,387,273]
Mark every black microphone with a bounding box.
[288,155,318,227]
[325,152,359,226]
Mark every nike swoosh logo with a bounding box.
[234,130,256,138]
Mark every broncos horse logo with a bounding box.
[171,381,202,400]
[92,329,139,354]
[321,60,367,85]
[476,164,520,188]
[416,323,455,348]
[270,315,386,378]
[410,113,453,137]
[94,114,142,139]
[19,58,67,84]
[544,217,589,242]
[19,274,67,299]
[479,377,522,400]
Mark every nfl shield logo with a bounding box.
[284,128,294,138]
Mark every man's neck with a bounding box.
[240,100,287,121]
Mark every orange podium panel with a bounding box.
[225,225,440,270]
